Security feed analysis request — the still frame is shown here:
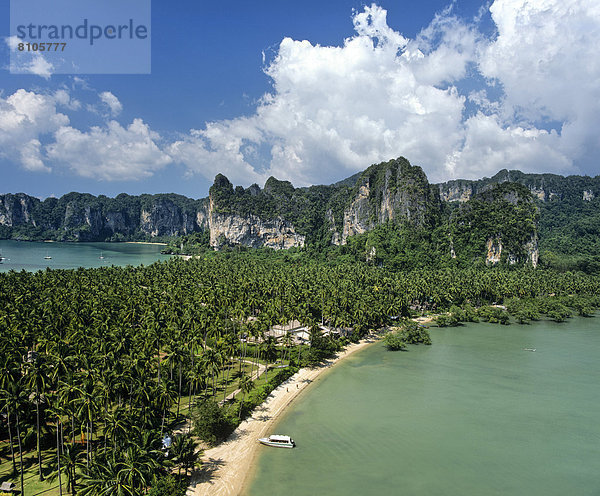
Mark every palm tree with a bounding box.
[79,454,129,496]
[75,381,98,466]
[164,343,188,418]
[221,332,238,401]
[25,354,49,481]
[0,383,19,475]
[152,379,177,438]
[262,336,278,383]
[237,373,254,419]
[0,381,26,492]
[103,407,131,450]
[202,347,223,398]
[60,444,83,495]
[50,408,64,496]
[171,434,199,476]
[57,378,80,446]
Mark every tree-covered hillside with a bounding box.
[438,169,600,272]
[2,158,600,272]
[0,192,205,242]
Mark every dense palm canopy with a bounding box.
[1,253,600,494]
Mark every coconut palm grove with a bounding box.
[2,249,600,495]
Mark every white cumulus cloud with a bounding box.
[171,4,478,186]
[99,91,123,116]
[0,89,69,172]
[3,1,600,188]
[0,88,170,181]
[47,119,172,181]
[472,0,600,175]
[5,36,54,79]
[171,0,600,186]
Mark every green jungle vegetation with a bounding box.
[441,168,600,273]
[2,252,600,495]
[0,192,204,243]
[3,160,600,495]
[166,179,540,271]
[3,158,600,274]
[384,321,432,351]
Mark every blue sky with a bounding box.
[1,0,599,199]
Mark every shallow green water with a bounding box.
[0,240,171,272]
[246,319,600,496]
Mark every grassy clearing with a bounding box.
[174,357,293,417]
[0,447,62,496]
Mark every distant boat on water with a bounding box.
[44,251,52,260]
[99,252,105,259]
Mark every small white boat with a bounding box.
[99,252,105,260]
[523,348,536,352]
[258,435,295,448]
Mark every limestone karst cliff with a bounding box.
[437,169,600,203]
[4,156,597,266]
[0,192,206,241]
[446,183,539,267]
[327,157,441,245]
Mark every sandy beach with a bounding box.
[186,335,379,496]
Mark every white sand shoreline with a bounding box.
[186,335,380,496]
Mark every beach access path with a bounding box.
[186,335,378,496]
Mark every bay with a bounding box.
[246,318,600,496]
[0,239,171,272]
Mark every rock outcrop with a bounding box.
[207,197,305,249]
[332,157,441,245]
[0,193,38,227]
[0,192,208,241]
[5,157,594,265]
[450,182,539,267]
[437,168,600,204]
[485,233,538,267]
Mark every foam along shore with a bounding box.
[186,335,379,496]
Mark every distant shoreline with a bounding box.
[187,335,379,496]
[124,241,168,246]
[1,239,169,246]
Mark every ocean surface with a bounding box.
[246,319,600,496]
[0,240,171,273]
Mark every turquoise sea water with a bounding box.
[246,319,600,496]
[0,240,171,272]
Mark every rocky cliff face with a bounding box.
[437,169,600,203]
[485,234,538,267]
[139,198,200,237]
[208,198,305,249]
[207,180,305,249]
[437,181,476,203]
[449,182,540,267]
[0,193,38,227]
[0,192,207,241]
[330,157,440,245]
[6,158,590,265]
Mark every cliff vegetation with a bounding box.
[3,157,600,272]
